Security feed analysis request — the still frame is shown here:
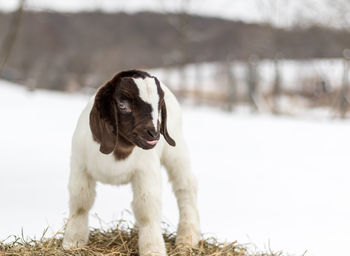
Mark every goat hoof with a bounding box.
[62,237,87,250]
[176,223,200,247]
[142,251,166,256]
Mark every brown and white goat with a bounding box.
[63,70,200,256]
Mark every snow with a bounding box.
[0,80,349,256]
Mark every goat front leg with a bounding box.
[132,166,166,256]
[63,161,96,250]
[162,137,200,247]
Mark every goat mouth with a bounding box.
[146,139,158,146]
[134,136,159,149]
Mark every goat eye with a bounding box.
[118,102,130,112]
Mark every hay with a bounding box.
[0,221,284,256]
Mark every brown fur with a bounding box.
[89,70,175,160]
[155,77,176,147]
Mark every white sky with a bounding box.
[0,0,343,28]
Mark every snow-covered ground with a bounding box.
[0,80,349,256]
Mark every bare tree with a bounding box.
[324,0,350,30]
[225,55,236,111]
[283,0,350,29]
[157,0,192,100]
[255,0,292,27]
[335,49,350,118]
[272,53,283,114]
[0,0,25,74]
[246,55,259,112]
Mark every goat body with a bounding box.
[63,70,200,256]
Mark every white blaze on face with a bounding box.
[133,77,160,130]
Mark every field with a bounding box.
[0,80,349,256]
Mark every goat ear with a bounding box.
[160,101,176,147]
[89,82,118,154]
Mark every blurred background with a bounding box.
[2,0,350,117]
[1,1,350,256]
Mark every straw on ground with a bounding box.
[0,221,286,256]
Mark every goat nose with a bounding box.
[147,128,158,139]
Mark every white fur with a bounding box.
[133,77,160,129]
[63,80,200,256]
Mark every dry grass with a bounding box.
[0,221,285,256]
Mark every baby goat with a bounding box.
[63,70,200,256]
